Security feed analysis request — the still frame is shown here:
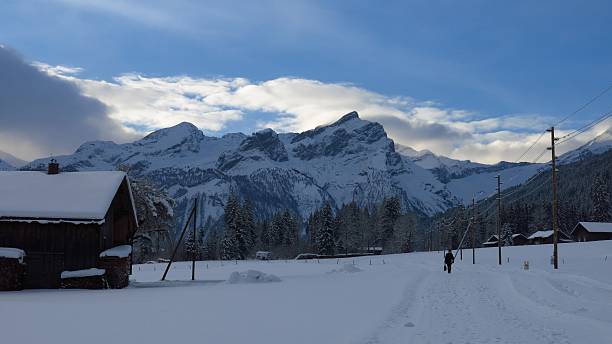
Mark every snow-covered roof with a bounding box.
[486,234,527,242]
[528,230,554,239]
[574,222,612,234]
[0,171,134,222]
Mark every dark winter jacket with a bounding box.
[444,252,454,265]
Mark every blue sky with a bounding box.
[1,0,611,162]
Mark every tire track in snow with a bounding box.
[361,267,579,344]
[360,264,431,344]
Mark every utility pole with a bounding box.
[472,197,476,264]
[496,175,502,265]
[192,198,198,281]
[547,127,559,269]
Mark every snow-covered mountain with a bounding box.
[21,112,612,235]
[394,144,544,203]
[0,150,25,171]
[559,128,612,164]
[24,112,456,234]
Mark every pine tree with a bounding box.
[380,197,401,249]
[222,192,242,259]
[221,234,239,260]
[394,214,416,253]
[231,198,255,259]
[501,223,515,246]
[281,209,297,247]
[257,220,270,250]
[269,212,285,247]
[184,229,199,260]
[204,229,220,260]
[591,174,611,222]
[306,210,320,252]
[242,200,257,252]
[316,202,336,255]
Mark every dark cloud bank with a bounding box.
[0,46,133,160]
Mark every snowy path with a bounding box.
[363,250,612,344]
[2,241,612,344]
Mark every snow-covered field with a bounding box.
[2,241,612,344]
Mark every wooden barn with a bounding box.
[527,230,572,245]
[0,163,138,289]
[571,222,612,242]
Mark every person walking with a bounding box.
[444,249,454,273]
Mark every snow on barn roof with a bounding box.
[574,222,612,234]
[527,230,554,240]
[528,230,572,240]
[0,171,136,223]
[485,234,527,242]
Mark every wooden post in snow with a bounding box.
[162,199,197,281]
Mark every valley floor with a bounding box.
[2,241,612,344]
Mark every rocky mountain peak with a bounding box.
[136,121,204,152]
[141,122,200,140]
[332,111,360,126]
[239,128,288,162]
[74,140,118,154]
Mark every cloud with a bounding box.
[0,47,135,160]
[21,59,609,164]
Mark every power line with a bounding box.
[508,84,612,167]
[508,84,612,166]
[530,149,549,163]
[479,175,552,222]
[557,111,612,146]
[553,84,612,127]
[445,86,612,245]
[513,131,547,163]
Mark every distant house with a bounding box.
[482,234,529,247]
[0,162,138,289]
[255,251,272,260]
[571,222,612,242]
[527,230,572,245]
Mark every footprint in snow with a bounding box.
[404,322,415,328]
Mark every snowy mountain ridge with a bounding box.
[20,112,612,235]
[0,150,26,170]
[559,128,612,164]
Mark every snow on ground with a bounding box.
[227,270,281,283]
[2,241,612,344]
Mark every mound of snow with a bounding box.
[329,264,362,273]
[100,245,132,258]
[0,247,25,264]
[61,268,105,279]
[227,270,281,284]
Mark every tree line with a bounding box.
[430,171,612,251]
[181,194,420,260]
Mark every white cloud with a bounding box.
[34,64,609,164]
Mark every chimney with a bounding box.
[48,159,59,175]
